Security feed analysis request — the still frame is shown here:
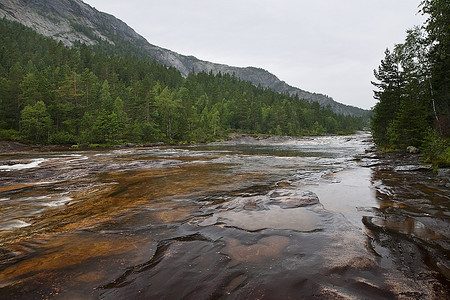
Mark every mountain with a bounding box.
[0,0,369,117]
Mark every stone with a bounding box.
[406,146,420,154]
[269,190,320,208]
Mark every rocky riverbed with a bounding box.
[0,133,448,299]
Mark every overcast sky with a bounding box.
[83,0,425,110]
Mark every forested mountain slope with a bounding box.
[0,19,364,145]
[0,0,369,117]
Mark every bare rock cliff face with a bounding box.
[0,0,369,116]
[0,0,112,45]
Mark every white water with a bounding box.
[0,219,31,231]
[0,158,47,171]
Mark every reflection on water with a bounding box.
[364,155,450,294]
[223,236,291,265]
[371,217,444,241]
[207,205,321,232]
[0,133,448,299]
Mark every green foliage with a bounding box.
[70,22,96,41]
[420,0,450,136]
[49,131,77,144]
[422,129,450,167]
[387,99,429,149]
[93,110,122,144]
[79,112,95,144]
[370,49,403,147]
[371,0,449,156]
[100,80,114,112]
[131,121,161,143]
[0,129,21,141]
[20,101,52,143]
[0,18,365,145]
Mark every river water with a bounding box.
[0,133,448,299]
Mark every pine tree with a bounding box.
[100,80,114,113]
[371,49,404,147]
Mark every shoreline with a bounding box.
[0,132,364,154]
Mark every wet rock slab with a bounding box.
[268,189,320,208]
[0,133,448,299]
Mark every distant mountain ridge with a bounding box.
[0,0,369,117]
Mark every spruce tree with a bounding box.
[371,49,403,147]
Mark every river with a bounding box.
[0,133,448,299]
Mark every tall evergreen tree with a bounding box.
[371,49,403,147]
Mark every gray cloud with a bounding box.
[84,0,425,110]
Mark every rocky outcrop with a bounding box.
[0,0,111,46]
[0,0,370,117]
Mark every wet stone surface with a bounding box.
[0,133,448,299]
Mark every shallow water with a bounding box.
[0,133,448,299]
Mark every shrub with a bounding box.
[422,129,450,167]
[49,131,77,145]
[0,129,23,141]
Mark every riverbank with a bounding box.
[0,140,165,154]
[0,133,319,154]
[0,131,366,154]
[363,150,450,294]
[0,141,74,153]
